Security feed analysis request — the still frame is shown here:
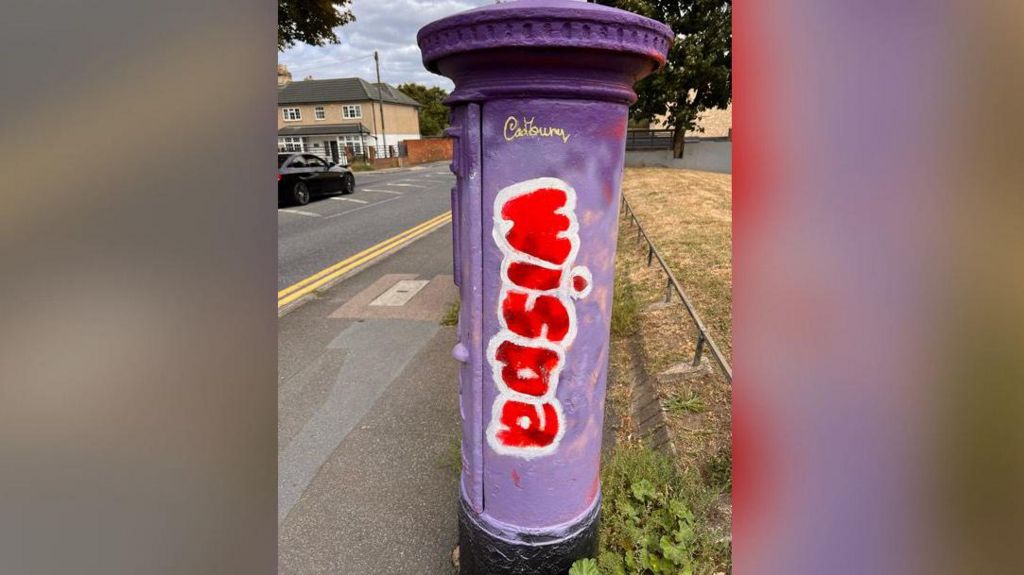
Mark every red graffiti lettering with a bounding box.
[494,399,561,449]
[500,187,572,265]
[487,178,591,458]
[507,261,562,291]
[502,292,571,343]
[494,339,560,397]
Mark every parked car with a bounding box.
[278,152,355,205]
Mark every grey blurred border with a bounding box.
[0,2,277,573]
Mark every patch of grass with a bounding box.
[595,441,731,575]
[614,168,732,515]
[349,161,374,172]
[664,391,707,414]
[440,298,460,326]
[611,278,642,338]
[619,168,732,360]
[702,445,732,493]
[439,434,461,477]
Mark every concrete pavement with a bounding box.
[278,217,460,574]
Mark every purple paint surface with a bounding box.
[480,98,625,527]
[420,0,671,536]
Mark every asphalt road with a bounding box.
[277,162,454,290]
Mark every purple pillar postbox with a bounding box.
[418,1,671,572]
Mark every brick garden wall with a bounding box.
[371,157,404,169]
[405,138,453,165]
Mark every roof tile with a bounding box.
[278,77,421,107]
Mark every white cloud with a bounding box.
[279,0,494,91]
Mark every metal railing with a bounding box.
[625,129,674,150]
[621,195,733,383]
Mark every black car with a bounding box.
[278,152,355,205]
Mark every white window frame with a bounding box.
[342,105,362,119]
[314,106,325,120]
[278,136,305,152]
[340,135,364,155]
[282,107,301,121]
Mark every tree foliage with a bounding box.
[600,0,731,157]
[278,0,355,51]
[397,83,450,137]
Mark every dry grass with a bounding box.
[619,167,732,361]
[614,166,733,505]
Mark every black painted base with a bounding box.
[457,496,600,575]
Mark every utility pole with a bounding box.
[374,50,388,158]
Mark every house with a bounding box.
[277,71,421,162]
[653,104,732,138]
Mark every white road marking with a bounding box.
[360,188,404,195]
[389,183,427,188]
[323,195,404,220]
[281,209,321,217]
[329,197,368,204]
[369,279,430,307]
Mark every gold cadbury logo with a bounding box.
[503,116,571,144]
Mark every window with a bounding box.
[342,105,362,119]
[314,106,325,120]
[340,135,364,155]
[282,107,301,121]
[304,154,328,169]
[278,136,304,152]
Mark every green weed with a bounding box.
[440,298,460,326]
[595,442,730,575]
[664,391,707,414]
[611,279,642,338]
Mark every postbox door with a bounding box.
[448,103,485,513]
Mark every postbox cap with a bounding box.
[418,0,673,75]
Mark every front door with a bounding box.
[328,140,340,164]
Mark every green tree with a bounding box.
[600,0,731,158]
[278,0,355,51]
[397,83,451,137]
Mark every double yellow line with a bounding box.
[278,211,452,309]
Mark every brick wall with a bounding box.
[405,137,453,165]
[371,157,404,169]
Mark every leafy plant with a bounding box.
[569,558,602,575]
[597,443,730,574]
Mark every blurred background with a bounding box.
[0,0,1022,574]
[734,0,1024,574]
[0,1,277,573]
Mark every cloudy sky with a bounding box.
[279,0,496,91]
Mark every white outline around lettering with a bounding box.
[486,177,591,459]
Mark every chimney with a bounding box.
[277,64,292,87]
